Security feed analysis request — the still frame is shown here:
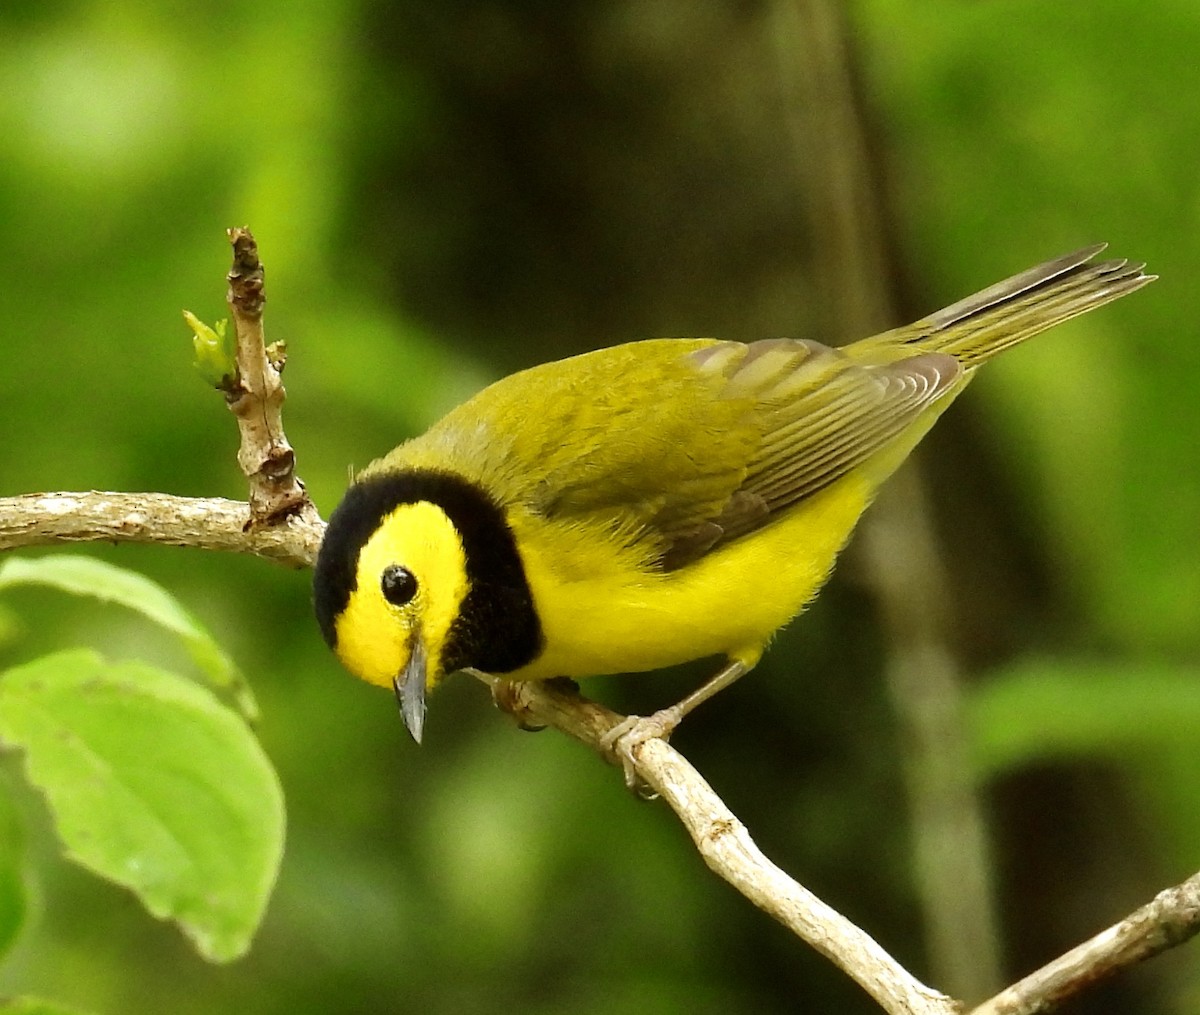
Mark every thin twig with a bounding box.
[969,870,1200,1015]
[224,226,310,526]
[492,677,961,1015]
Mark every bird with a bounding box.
[313,245,1152,744]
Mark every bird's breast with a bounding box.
[504,474,873,681]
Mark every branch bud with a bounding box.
[183,310,238,390]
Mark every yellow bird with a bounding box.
[313,245,1152,742]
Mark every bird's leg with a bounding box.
[601,658,749,789]
[666,657,751,722]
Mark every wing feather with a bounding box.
[386,336,962,572]
[656,338,960,565]
[698,342,960,552]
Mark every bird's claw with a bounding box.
[600,707,682,797]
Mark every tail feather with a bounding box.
[860,245,1155,368]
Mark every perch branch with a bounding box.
[492,677,959,1015]
[968,870,1200,1015]
[0,491,322,567]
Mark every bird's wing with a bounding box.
[650,338,962,566]
[394,337,961,571]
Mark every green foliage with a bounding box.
[0,793,27,964]
[0,556,256,721]
[0,999,93,1015]
[0,650,283,964]
[0,557,284,1013]
[858,0,1200,653]
[969,658,1200,775]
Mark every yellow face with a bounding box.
[333,501,470,692]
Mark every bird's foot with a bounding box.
[600,706,683,797]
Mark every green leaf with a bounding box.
[0,788,29,962]
[182,310,237,389]
[968,657,1200,776]
[0,555,257,722]
[0,998,95,1015]
[0,604,19,651]
[0,650,284,963]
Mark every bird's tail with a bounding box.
[860,244,1154,368]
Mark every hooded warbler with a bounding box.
[313,245,1152,742]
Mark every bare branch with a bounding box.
[969,871,1200,1015]
[491,677,961,1015]
[0,491,323,568]
[223,226,310,526]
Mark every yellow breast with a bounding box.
[508,471,873,679]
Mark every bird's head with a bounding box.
[313,469,542,742]
[313,476,470,742]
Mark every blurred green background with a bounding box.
[2,2,1198,1013]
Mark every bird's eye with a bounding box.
[381,565,418,606]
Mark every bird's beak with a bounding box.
[393,638,428,744]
